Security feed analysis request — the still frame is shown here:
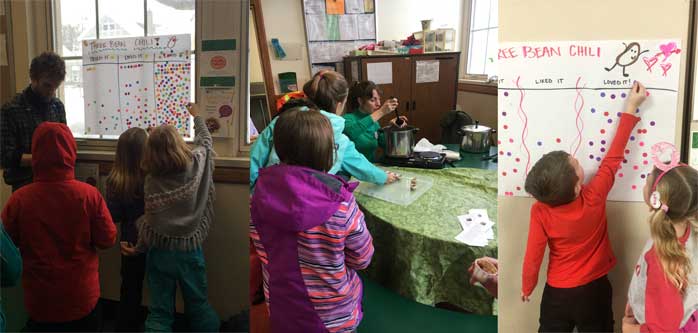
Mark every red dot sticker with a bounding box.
[604,112,609,116]
[503,125,508,129]
[632,185,638,190]
[556,138,561,143]
[625,149,630,154]
[513,168,518,173]
[515,158,520,162]
[600,129,606,134]
[509,138,514,143]
[619,173,624,178]
[633,165,639,170]
[516,186,521,191]
[502,172,507,176]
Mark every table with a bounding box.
[444,144,497,171]
[355,166,498,315]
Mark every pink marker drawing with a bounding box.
[643,55,659,73]
[659,42,681,62]
[515,76,532,176]
[660,62,672,76]
[571,77,585,157]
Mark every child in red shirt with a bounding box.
[522,82,647,332]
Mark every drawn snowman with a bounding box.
[604,42,649,77]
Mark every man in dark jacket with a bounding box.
[1,51,67,191]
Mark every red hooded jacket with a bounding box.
[1,122,116,322]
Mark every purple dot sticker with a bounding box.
[601,140,606,145]
[537,141,543,146]
[650,121,656,126]
[617,112,622,117]
[504,92,509,96]
[502,112,507,116]
[611,94,616,99]
[507,152,512,156]
[630,136,635,141]
[591,108,596,113]
[641,174,646,179]
[589,141,594,146]
[621,93,627,98]
[636,108,640,113]
[596,157,602,162]
[601,148,606,152]
[607,119,613,124]
[601,92,606,97]
[589,154,594,159]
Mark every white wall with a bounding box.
[498,1,691,332]
[376,0,463,50]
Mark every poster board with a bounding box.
[82,34,192,136]
[498,40,682,201]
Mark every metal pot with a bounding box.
[457,121,495,153]
[381,125,419,158]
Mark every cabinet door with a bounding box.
[360,57,412,128]
[409,54,459,143]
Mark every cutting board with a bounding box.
[356,172,434,206]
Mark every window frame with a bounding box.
[50,0,199,147]
[459,0,498,83]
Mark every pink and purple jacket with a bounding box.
[250,164,374,333]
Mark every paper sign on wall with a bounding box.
[202,88,234,138]
[367,62,392,84]
[498,40,682,202]
[416,60,440,83]
[82,34,192,136]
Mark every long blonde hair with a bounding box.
[648,166,698,292]
[142,125,192,176]
[106,127,147,202]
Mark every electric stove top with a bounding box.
[383,151,447,169]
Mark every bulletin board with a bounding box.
[301,0,377,74]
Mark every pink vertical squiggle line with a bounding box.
[515,76,531,176]
[571,77,585,157]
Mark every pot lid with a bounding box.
[462,123,491,133]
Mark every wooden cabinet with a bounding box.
[343,52,460,144]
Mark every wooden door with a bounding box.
[409,54,459,143]
[360,56,411,128]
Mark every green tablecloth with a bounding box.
[355,167,497,315]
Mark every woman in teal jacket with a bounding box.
[0,221,22,333]
[343,80,406,162]
[250,71,398,190]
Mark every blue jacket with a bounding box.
[0,221,22,333]
[250,110,387,190]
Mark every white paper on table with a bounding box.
[306,15,328,41]
[345,0,363,13]
[304,0,325,14]
[0,34,6,66]
[413,138,447,153]
[485,228,495,240]
[416,60,440,83]
[357,14,375,39]
[455,229,489,247]
[468,209,490,223]
[339,15,359,40]
[458,214,476,230]
[367,62,392,84]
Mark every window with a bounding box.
[464,0,497,78]
[52,0,196,138]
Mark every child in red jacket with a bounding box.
[1,122,116,331]
[521,82,647,332]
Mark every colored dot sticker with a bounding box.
[556,138,561,143]
[504,92,509,96]
[621,93,627,98]
[503,125,508,129]
[502,112,507,116]
[600,92,606,97]
[591,108,596,113]
[604,112,609,117]
[630,136,635,141]
[509,138,514,143]
[607,119,613,124]
[600,129,606,134]
[632,185,637,190]
[619,173,624,178]
[601,148,606,152]
[589,141,594,146]
[502,172,507,176]
[537,141,543,146]
[601,140,606,145]
[589,154,594,159]
[611,94,616,99]
[507,152,512,156]
[596,157,601,161]
[650,121,656,126]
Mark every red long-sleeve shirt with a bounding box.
[522,113,639,296]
